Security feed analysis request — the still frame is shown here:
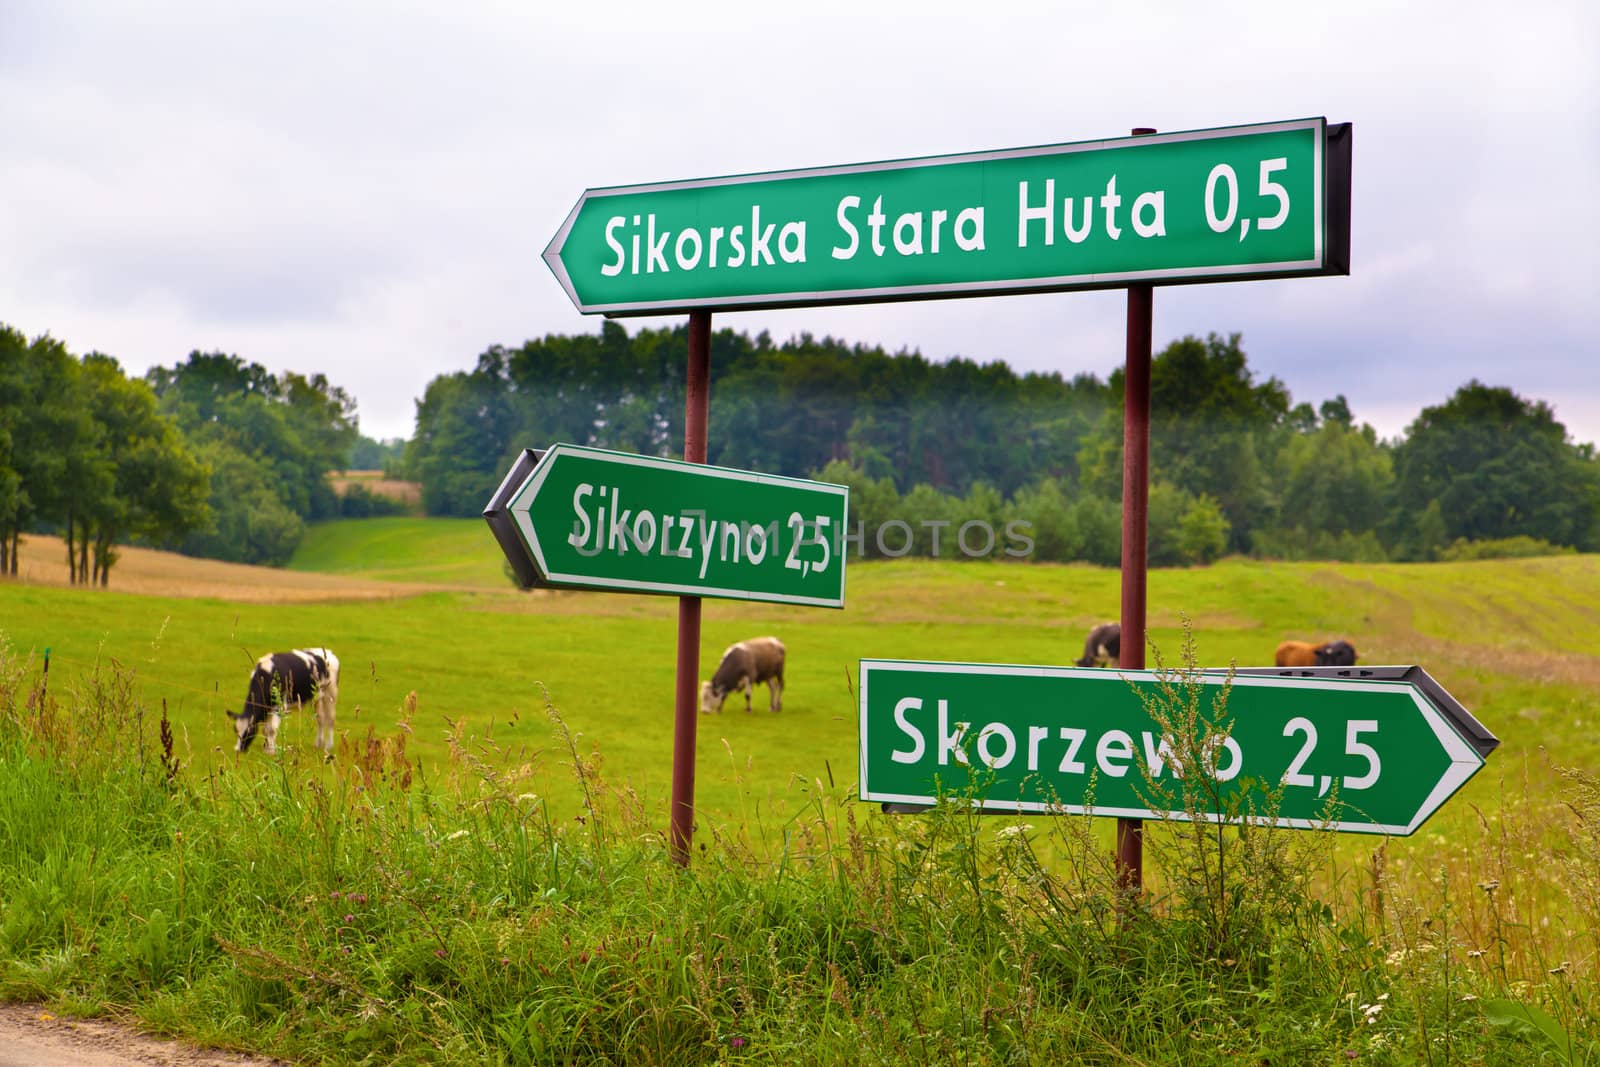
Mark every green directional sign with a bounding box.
[493,444,848,607]
[859,660,1490,835]
[545,118,1350,315]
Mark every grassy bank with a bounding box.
[1,645,1596,1064]
[5,528,1600,1059]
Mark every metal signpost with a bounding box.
[519,116,1357,871]
[485,442,847,607]
[860,661,1495,835]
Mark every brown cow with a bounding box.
[700,636,785,714]
[1274,640,1359,667]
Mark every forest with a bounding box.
[403,321,1600,566]
[5,318,1599,583]
[0,325,404,581]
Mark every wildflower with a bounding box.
[996,824,1034,840]
[446,829,470,842]
[353,893,368,905]
[1477,879,1499,893]
[1550,961,1569,975]
[729,1036,747,1048]
[1460,994,1478,1002]
[1468,949,1484,959]
[1361,1002,1384,1024]
[435,948,448,959]
[344,914,355,924]
[330,891,342,901]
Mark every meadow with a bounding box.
[1,522,1598,1063]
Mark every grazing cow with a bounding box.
[1076,622,1122,668]
[700,636,785,714]
[1274,639,1359,668]
[1319,639,1359,667]
[1274,640,1320,667]
[230,648,340,754]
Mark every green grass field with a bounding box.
[290,517,506,587]
[5,521,1600,1062]
[8,524,1600,832]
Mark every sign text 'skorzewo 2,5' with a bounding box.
[859,660,1489,835]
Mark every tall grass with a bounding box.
[0,641,1596,1064]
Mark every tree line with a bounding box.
[1,325,399,583]
[6,318,1598,584]
[403,322,1600,566]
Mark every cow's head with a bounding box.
[229,708,261,752]
[1315,640,1358,667]
[699,680,724,715]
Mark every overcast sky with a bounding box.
[3,1,1596,447]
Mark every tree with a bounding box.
[76,354,210,585]
[349,434,407,473]
[1389,381,1600,556]
[1007,478,1079,563]
[148,351,359,562]
[0,326,28,572]
[897,484,963,557]
[406,371,518,517]
[1084,333,1288,552]
[1147,482,1194,568]
[0,329,96,575]
[1178,494,1231,565]
[1277,419,1394,540]
[177,441,304,565]
[1071,493,1122,568]
[812,460,900,561]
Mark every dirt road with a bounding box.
[0,1005,291,1066]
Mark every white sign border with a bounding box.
[857,658,1482,836]
[545,118,1329,315]
[508,443,849,608]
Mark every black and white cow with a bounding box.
[230,648,340,754]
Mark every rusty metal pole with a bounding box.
[1117,126,1157,896]
[669,310,712,867]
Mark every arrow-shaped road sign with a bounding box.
[545,118,1351,316]
[484,443,848,607]
[860,660,1495,836]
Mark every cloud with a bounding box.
[2,1,1596,445]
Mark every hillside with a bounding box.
[3,532,453,603]
[5,521,1598,802]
